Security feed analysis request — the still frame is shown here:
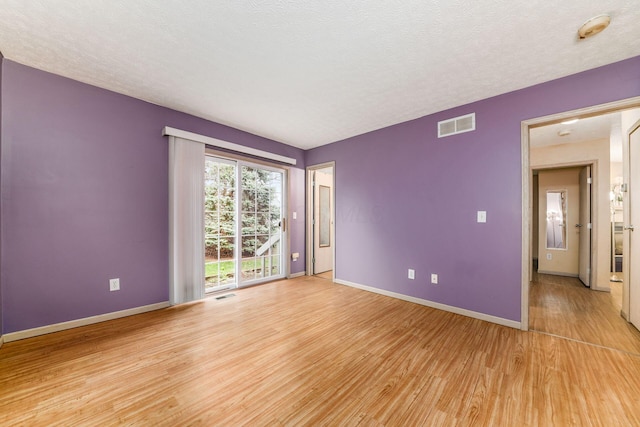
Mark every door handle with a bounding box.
[575,224,582,228]
[624,224,635,231]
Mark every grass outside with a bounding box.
[205,257,280,285]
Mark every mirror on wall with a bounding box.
[319,185,331,247]
[546,190,567,249]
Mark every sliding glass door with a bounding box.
[204,158,237,292]
[205,156,285,292]
[240,165,283,282]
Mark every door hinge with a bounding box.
[587,223,592,229]
[587,177,592,184]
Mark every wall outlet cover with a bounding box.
[408,269,415,280]
[109,278,120,291]
[431,273,438,284]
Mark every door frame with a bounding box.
[533,164,594,280]
[306,162,336,278]
[623,118,640,323]
[520,96,640,331]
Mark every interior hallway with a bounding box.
[529,272,640,354]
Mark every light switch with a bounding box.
[477,211,487,223]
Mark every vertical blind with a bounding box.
[168,135,205,305]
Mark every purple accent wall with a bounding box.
[305,55,640,322]
[0,59,305,334]
[288,167,306,273]
[0,52,3,337]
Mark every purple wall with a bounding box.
[0,52,3,337]
[0,59,305,334]
[2,55,639,334]
[305,55,640,322]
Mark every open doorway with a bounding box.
[532,165,592,286]
[306,162,335,280]
[522,98,640,355]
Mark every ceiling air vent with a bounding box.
[438,113,476,138]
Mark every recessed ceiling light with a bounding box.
[578,14,611,39]
[561,119,579,125]
[558,129,572,137]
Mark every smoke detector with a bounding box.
[578,15,611,39]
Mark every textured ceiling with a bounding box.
[1,1,639,149]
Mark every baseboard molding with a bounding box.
[536,270,579,278]
[621,309,629,321]
[334,279,521,330]
[288,271,306,279]
[3,301,170,343]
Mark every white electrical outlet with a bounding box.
[477,211,487,223]
[109,278,120,291]
[408,269,415,280]
[431,274,438,284]
[293,212,297,220]
[546,253,552,260]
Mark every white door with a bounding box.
[313,169,333,274]
[578,166,591,287]
[628,121,640,330]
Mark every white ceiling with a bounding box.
[529,107,640,163]
[1,1,639,149]
[530,112,621,160]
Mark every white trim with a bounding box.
[162,126,297,166]
[288,271,306,279]
[0,335,4,348]
[334,279,521,329]
[536,270,579,278]
[3,302,170,343]
[521,122,530,331]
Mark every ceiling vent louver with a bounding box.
[438,113,476,138]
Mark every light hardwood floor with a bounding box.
[2,276,640,425]
[529,272,640,355]
[314,270,333,281]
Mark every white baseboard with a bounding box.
[288,271,306,279]
[334,279,521,329]
[536,270,579,278]
[3,302,170,343]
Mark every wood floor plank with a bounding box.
[529,272,640,354]
[1,276,640,425]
